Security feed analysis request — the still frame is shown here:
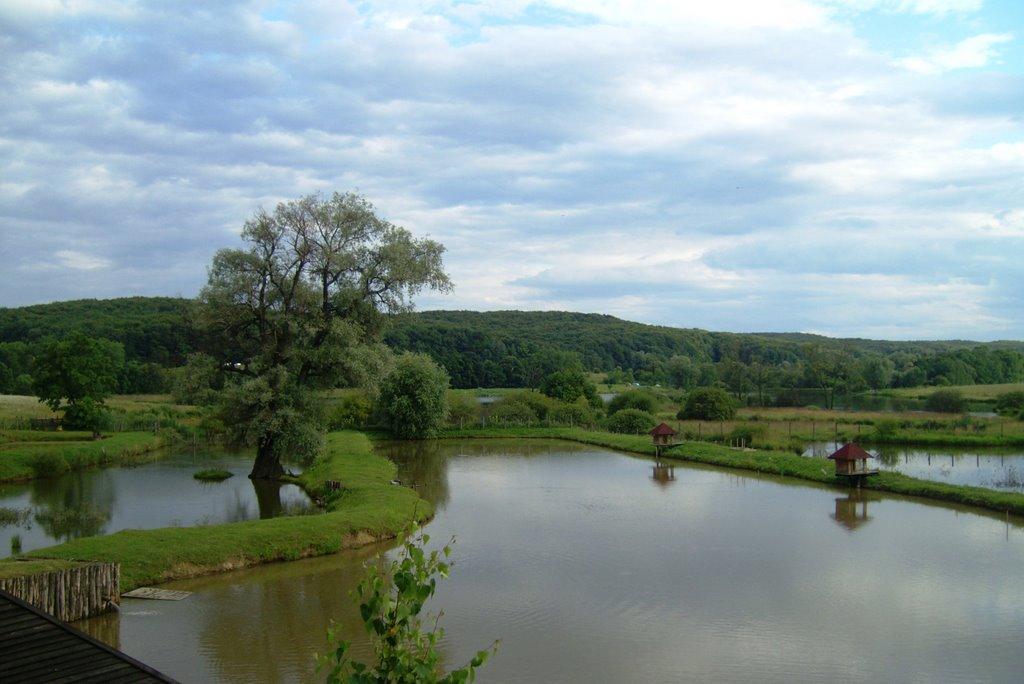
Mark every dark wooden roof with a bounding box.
[0,589,177,684]
[828,443,873,461]
[650,422,677,436]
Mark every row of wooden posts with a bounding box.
[0,562,120,622]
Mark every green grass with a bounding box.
[0,432,166,482]
[883,383,1024,402]
[0,558,80,581]
[18,431,431,591]
[442,426,1024,518]
[193,468,233,482]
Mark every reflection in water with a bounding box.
[0,447,316,554]
[651,463,676,488]
[831,490,880,532]
[81,440,1024,684]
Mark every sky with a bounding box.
[1,0,1022,340]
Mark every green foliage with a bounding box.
[499,390,554,419]
[488,399,539,425]
[330,392,374,430]
[547,400,598,428]
[61,397,110,435]
[607,389,658,415]
[995,391,1024,416]
[32,331,123,422]
[193,469,234,482]
[198,192,450,476]
[318,525,496,684]
[728,424,767,446]
[539,367,599,406]
[445,392,480,427]
[604,408,656,434]
[169,352,222,405]
[874,419,900,439]
[379,354,450,439]
[680,387,736,421]
[925,389,967,413]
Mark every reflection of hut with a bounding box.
[828,443,878,485]
[831,491,874,531]
[651,463,676,488]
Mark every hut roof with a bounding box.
[649,422,677,437]
[828,443,873,461]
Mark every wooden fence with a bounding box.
[0,561,120,622]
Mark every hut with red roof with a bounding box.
[649,422,677,447]
[828,443,878,482]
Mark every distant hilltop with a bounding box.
[1,297,1021,392]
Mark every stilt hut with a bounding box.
[650,422,679,458]
[828,443,878,485]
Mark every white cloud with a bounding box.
[55,250,111,271]
[899,33,1014,74]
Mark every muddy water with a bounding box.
[80,440,1024,683]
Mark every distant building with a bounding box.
[649,422,677,447]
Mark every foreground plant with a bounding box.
[318,526,497,683]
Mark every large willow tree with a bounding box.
[199,192,451,479]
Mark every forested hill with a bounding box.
[2,297,1023,391]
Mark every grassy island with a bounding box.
[0,431,167,483]
[193,468,233,482]
[6,432,430,591]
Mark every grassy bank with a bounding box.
[9,431,430,590]
[882,383,1024,402]
[0,431,167,482]
[442,426,1024,518]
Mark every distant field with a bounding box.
[884,383,1024,402]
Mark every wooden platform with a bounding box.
[122,587,192,601]
[0,588,177,683]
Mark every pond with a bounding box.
[803,441,1024,492]
[0,447,314,555]
[79,439,1024,683]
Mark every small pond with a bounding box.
[0,447,314,555]
[80,439,1024,683]
[803,441,1024,492]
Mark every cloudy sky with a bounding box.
[1,1,1022,339]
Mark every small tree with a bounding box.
[32,332,124,437]
[378,354,450,439]
[539,367,599,406]
[679,387,736,421]
[318,526,497,683]
[925,389,967,413]
[605,408,656,434]
[607,389,658,415]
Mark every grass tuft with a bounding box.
[193,468,233,482]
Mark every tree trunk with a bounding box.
[250,436,285,480]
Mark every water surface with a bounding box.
[79,439,1024,683]
[0,447,313,554]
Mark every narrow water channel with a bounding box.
[79,439,1024,683]
[0,447,314,554]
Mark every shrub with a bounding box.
[62,398,110,436]
[378,353,450,439]
[679,387,736,421]
[489,399,539,426]
[547,400,598,428]
[539,367,600,406]
[995,391,1024,416]
[607,389,658,415]
[925,389,967,413]
[605,408,656,434]
[729,424,767,446]
[501,390,555,419]
[873,419,899,439]
[29,451,67,479]
[328,392,373,430]
[446,392,480,427]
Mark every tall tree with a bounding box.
[199,192,450,479]
[33,332,124,435]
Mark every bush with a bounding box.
[605,408,656,434]
[62,398,110,436]
[607,389,658,415]
[995,391,1024,416]
[547,400,598,428]
[925,389,967,413]
[29,451,67,479]
[501,390,555,419]
[446,392,480,427]
[377,353,450,439]
[873,419,899,439]
[488,399,539,426]
[679,387,736,421]
[729,424,767,446]
[328,392,373,430]
[539,367,600,406]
